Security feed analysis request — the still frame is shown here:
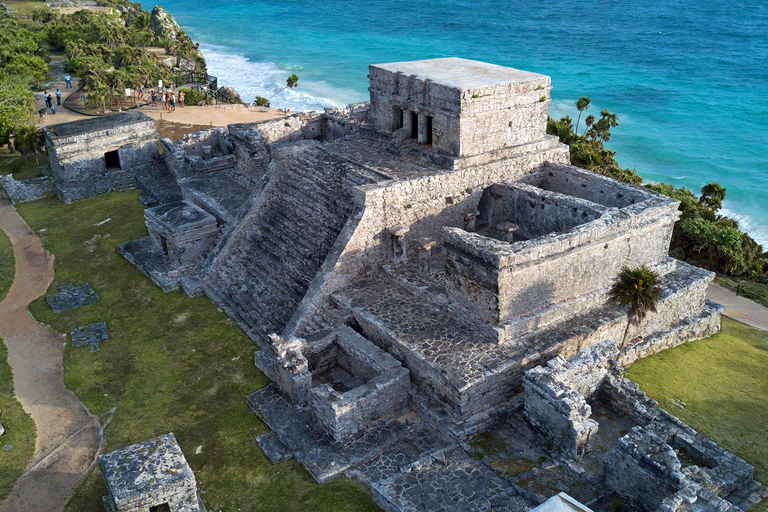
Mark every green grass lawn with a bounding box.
[18,191,380,512]
[0,230,13,303]
[0,340,37,502]
[626,316,768,488]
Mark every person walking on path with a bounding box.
[170,91,176,113]
[55,89,62,106]
[160,91,166,111]
[179,90,185,108]
[50,101,56,114]
[64,73,72,88]
[43,91,50,109]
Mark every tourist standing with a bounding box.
[64,73,72,88]
[179,90,185,108]
[51,101,56,114]
[170,92,176,112]
[43,91,49,108]
[160,92,166,111]
[151,90,157,106]
[55,88,62,105]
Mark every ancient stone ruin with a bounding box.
[99,433,200,512]
[44,111,161,203]
[40,56,758,511]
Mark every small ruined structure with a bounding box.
[44,111,161,203]
[99,433,199,512]
[102,58,765,511]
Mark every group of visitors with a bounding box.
[42,88,62,114]
[148,88,185,112]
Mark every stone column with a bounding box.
[403,110,414,139]
[417,113,428,144]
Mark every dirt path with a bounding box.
[0,200,101,512]
[708,282,768,332]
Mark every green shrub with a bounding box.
[180,88,203,106]
[254,96,268,107]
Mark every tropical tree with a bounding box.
[0,77,35,149]
[12,125,44,164]
[699,182,727,213]
[575,97,590,135]
[266,73,299,103]
[608,265,661,348]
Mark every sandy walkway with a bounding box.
[707,282,768,332]
[36,62,288,129]
[0,201,101,512]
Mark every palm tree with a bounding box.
[582,114,595,138]
[608,265,660,348]
[12,125,44,164]
[266,74,299,103]
[575,97,590,135]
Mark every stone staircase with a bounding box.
[203,146,375,344]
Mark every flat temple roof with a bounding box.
[47,111,152,138]
[370,57,547,90]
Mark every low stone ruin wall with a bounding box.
[523,341,617,458]
[310,366,410,442]
[602,370,758,508]
[0,175,54,204]
[604,427,686,512]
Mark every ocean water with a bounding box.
[143,0,768,246]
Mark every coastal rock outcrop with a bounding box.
[149,5,182,41]
[217,86,243,104]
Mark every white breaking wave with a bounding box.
[200,45,359,112]
[720,207,768,249]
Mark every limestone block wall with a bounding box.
[0,175,54,204]
[368,61,551,158]
[45,115,160,202]
[228,123,269,187]
[160,137,187,178]
[523,369,598,459]
[524,162,650,208]
[489,183,607,239]
[310,366,410,442]
[287,141,569,337]
[442,193,679,328]
[604,427,686,512]
[523,341,617,458]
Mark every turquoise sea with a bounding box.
[141,0,768,246]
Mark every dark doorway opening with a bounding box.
[426,116,433,145]
[410,112,418,139]
[149,504,172,512]
[393,106,403,130]
[160,236,169,256]
[104,150,121,170]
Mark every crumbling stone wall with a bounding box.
[604,427,686,512]
[523,341,617,458]
[442,186,679,330]
[44,112,160,203]
[0,175,54,204]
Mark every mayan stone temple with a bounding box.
[43,57,759,511]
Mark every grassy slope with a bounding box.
[0,230,37,501]
[626,316,768,486]
[18,191,379,512]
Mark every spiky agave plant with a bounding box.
[608,264,660,348]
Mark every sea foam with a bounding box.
[202,45,349,112]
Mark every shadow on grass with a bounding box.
[17,191,380,512]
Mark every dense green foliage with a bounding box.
[547,97,641,185]
[550,98,767,284]
[254,95,269,106]
[19,191,379,512]
[608,265,660,324]
[0,17,49,149]
[179,87,203,106]
[626,317,768,488]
